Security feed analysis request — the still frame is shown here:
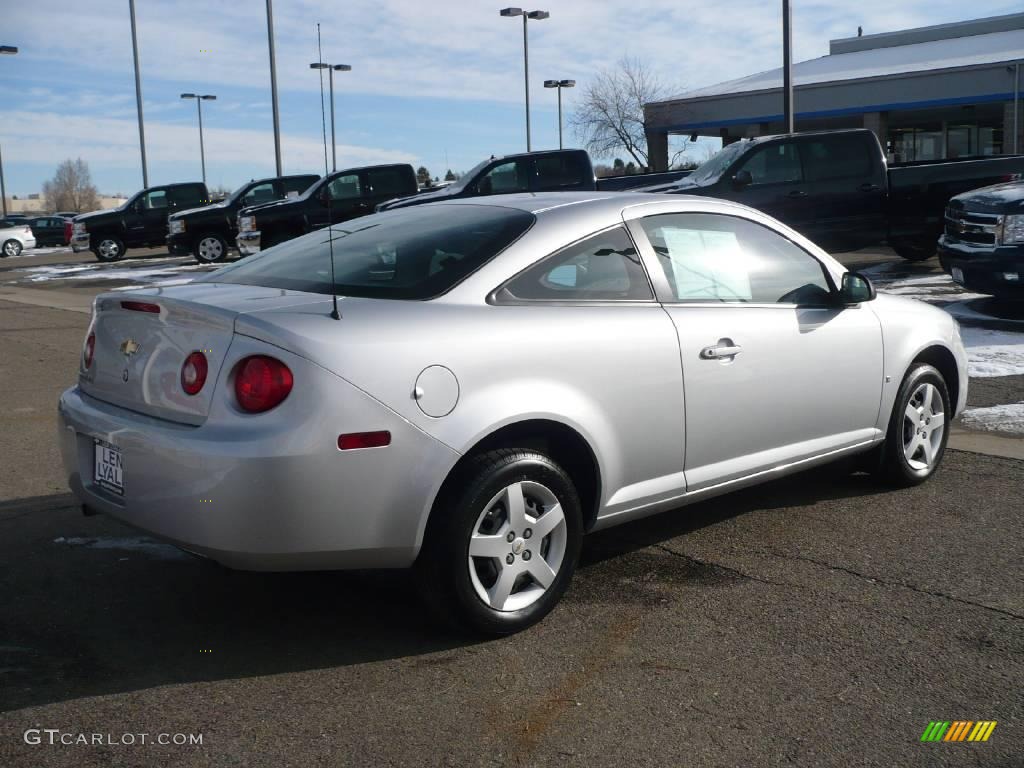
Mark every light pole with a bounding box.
[500,8,549,152]
[265,0,282,176]
[181,94,216,185]
[543,79,574,149]
[0,45,16,218]
[782,0,794,134]
[310,63,352,172]
[128,0,148,187]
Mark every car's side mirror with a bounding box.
[839,271,876,304]
[732,170,752,189]
[478,177,493,195]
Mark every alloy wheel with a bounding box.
[3,240,21,257]
[98,240,120,259]
[197,237,224,262]
[467,480,567,612]
[902,382,945,471]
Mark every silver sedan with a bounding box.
[58,193,968,634]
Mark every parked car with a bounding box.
[28,215,71,247]
[168,174,319,263]
[59,192,966,634]
[2,213,30,223]
[72,182,210,261]
[376,149,690,212]
[236,164,417,255]
[53,211,80,219]
[637,129,1024,259]
[939,180,1024,299]
[0,220,36,257]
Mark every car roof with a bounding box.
[423,190,752,218]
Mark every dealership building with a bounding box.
[644,13,1023,169]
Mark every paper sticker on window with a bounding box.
[661,228,752,302]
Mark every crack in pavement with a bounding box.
[738,548,1024,622]
[651,543,808,591]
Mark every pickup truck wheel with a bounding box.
[874,364,950,487]
[891,239,935,262]
[1,239,22,258]
[194,234,228,264]
[415,449,583,635]
[94,237,125,262]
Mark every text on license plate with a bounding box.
[94,439,124,495]
[951,267,964,285]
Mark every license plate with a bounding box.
[93,439,124,495]
[951,267,964,285]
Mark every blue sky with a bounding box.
[2,0,1020,197]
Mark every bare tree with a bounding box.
[42,158,100,213]
[569,57,689,170]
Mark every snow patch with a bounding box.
[961,327,1024,377]
[961,402,1024,435]
[53,536,189,560]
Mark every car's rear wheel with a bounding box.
[891,238,935,262]
[877,364,950,486]
[194,233,228,264]
[94,237,125,262]
[1,239,21,258]
[416,449,583,635]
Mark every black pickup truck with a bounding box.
[638,129,1024,259]
[72,182,211,262]
[939,180,1024,299]
[167,174,318,263]
[376,149,690,212]
[236,164,419,255]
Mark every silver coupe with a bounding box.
[58,193,968,634]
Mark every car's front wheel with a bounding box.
[94,237,125,262]
[1,238,22,258]
[194,233,229,264]
[417,449,583,635]
[878,363,950,486]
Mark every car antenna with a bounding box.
[316,23,341,320]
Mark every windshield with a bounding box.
[225,182,255,204]
[687,141,750,184]
[206,204,535,300]
[447,159,492,193]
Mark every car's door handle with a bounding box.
[786,190,807,198]
[700,342,742,360]
[859,183,881,192]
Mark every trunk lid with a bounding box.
[80,284,328,425]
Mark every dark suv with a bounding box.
[73,182,210,261]
[167,175,318,263]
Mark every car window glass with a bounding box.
[170,185,206,207]
[327,174,362,200]
[366,167,412,197]
[143,190,168,210]
[533,154,588,189]
[479,161,528,195]
[639,213,832,305]
[242,183,277,205]
[283,176,316,196]
[801,135,873,181]
[501,226,652,301]
[736,143,802,185]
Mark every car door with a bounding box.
[311,172,367,229]
[126,188,170,246]
[475,159,531,196]
[627,208,883,491]
[797,133,887,251]
[727,140,811,232]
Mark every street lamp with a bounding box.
[543,79,574,149]
[180,94,216,185]
[310,62,352,172]
[0,45,16,218]
[500,8,549,152]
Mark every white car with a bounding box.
[0,221,36,257]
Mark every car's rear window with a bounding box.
[206,204,535,299]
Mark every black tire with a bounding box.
[891,239,935,262]
[93,237,125,262]
[1,238,21,258]
[415,449,583,635]
[193,233,229,264]
[875,363,951,487]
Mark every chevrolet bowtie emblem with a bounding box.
[120,339,140,357]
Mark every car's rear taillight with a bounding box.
[120,300,161,313]
[234,355,293,413]
[83,332,95,369]
[181,351,208,395]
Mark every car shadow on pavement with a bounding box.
[0,462,882,712]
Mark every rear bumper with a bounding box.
[71,233,90,253]
[57,343,459,571]
[938,236,1024,297]
[236,231,261,256]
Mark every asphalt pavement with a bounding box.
[0,246,1021,767]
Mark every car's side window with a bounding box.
[735,142,802,186]
[327,174,362,201]
[142,190,168,210]
[478,161,529,195]
[498,226,653,302]
[533,154,589,190]
[242,183,277,206]
[638,213,833,305]
[801,135,874,182]
[367,167,412,197]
